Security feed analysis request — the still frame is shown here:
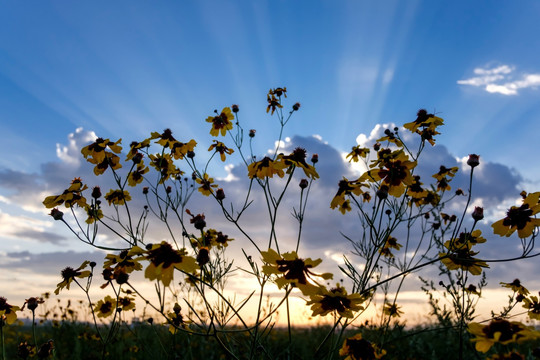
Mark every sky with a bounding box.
[1,1,540,326]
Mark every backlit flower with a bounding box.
[339,333,386,360]
[81,137,122,163]
[377,128,403,147]
[117,296,136,312]
[94,295,116,318]
[367,153,416,197]
[0,297,20,325]
[522,295,540,320]
[383,302,403,318]
[444,230,486,251]
[127,163,149,187]
[347,146,370,163]
[306,284,365,318]
[171,139,197,160]
[331,176,369,210]
[403,109,444,133]
[43,178,88,209]
[103,247,144,274]
[55,261,92,295]
[280,147,319,179]
[500,279,529,296]
[492,192,540,238]
[208,140,234,161]
[468,319,540,353]
[104,189,132,205]
[144,242,198,286]
[206,107,234,136]
[266,93,282,115]
[196,173,218,196]
[247,156,287,179]
[439,248,488,276]
[261,249,332,296]
[148,153,179,182]
[168,303,190,334]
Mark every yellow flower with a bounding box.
[443,230,486,251]
[196,173,218,196]
[306,284,365,318]
[383,302,403,318]
[81,138,123,176]
[81,137,122,163]
[377,128,403,147]
[338,199,353,214]
[339,333,386,360]
[406,175,428,200]
[85,204,103,224]
[500,279,529,296]
[144,242,198,287]
[208,140,234,161]
[522,295,540,320]
[492,192,540,238]
[346,146,370,162]
[104,189,132,205]
[0,297,20,325]
[149,129,177,149]
[94,295,116,318]
[439,249,488,276]
[103,247,144,274]
[43,178,88,209]
[247,156,287,179]
[55,261,92,295]
[261,249,332,296]
[206,107,234,136]
[266,93,283,115]
[117,296,136,312]
[280,148,319,179]
[379,236,402,258]
[171,139,197,160]
[468,319,540,353]
[127,163,149,187]
[148,153,180,182]
[168,303,191,334]
[367,153,417,197]
[330,176,369,210]
[403,109,444,133]
[125,138,150,161]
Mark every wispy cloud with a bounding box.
[457,64,540,95]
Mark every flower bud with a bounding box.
[292,102,301,111]
[187,150,195,159]
[50,208,64,221]
[373,142,381,151]
[232,104,239,113]
[467,154,480,168]
[299,179,308,189]
[249,129,256,138]
[311,154,318,164]
[91,186,102,199]
[216,188,225,201]
[166,186,172,194]
[472,206,484,221]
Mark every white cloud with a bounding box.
[458,64,540,95]
[56,127,97,166]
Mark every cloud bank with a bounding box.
[457,64,540,95]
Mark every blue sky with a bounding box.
[1,1,539,324]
